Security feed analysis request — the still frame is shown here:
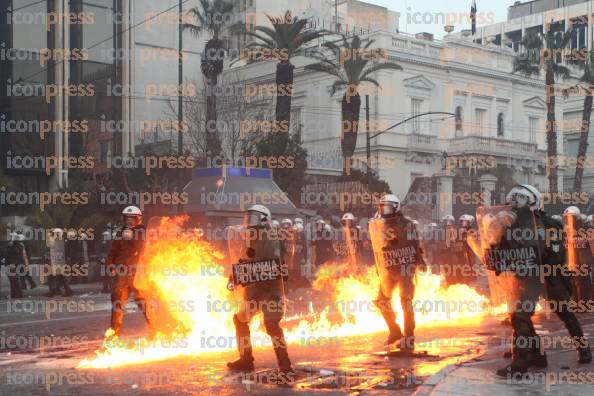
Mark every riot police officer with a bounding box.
[311,219,333,268]
[492,185,592,377]
[562,206,593,304]
[422,222,439,272]
[227,204,294,378]
[439,214,470,287]
[107,206,152,338]
[369,195,426,350]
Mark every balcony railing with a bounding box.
[449,135,538,157]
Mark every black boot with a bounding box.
[557,310,591,364]
[496,350,530,377]
[227,347,255,372]
[60,276,73,297]
[266,321,295,385]
[376,302,402,345]
[25,271,36,289]
[228,314,255,372]
[579,346,592,363]
[399,336,415,351]
[527,349,547,368]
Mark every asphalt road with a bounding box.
[1,285,593,395]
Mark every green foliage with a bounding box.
[250,132,307,203]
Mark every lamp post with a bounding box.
[365,111,456,184]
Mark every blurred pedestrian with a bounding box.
[4,233,24,298]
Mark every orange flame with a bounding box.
[78,217,505,369]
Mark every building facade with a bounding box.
[452,0,594,193]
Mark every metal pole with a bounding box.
[365,95,371,188]
[177,0,184,215]
[178,0,183,155]
[335,0,338,32]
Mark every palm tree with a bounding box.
[246,11,326,148]
[572,50,594,192]
[184,0,240,158]
[305,35,402,174]
[512,26,571,193]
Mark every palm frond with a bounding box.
[360,62,403,81]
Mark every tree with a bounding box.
[305,34,402,174]
[571,50,594,192]
[170,72,272,165]
[184,0,241,157]
[513,25,571,193]
[247,131,308,204]
[246,11,326,150]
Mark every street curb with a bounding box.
[412,345,507,396]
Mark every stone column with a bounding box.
[435,171,455,220]
[479,174,498,206]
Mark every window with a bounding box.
[411,99,423,132]
[497,113,505,137]
[455,106,463,136]
[475,108,487,136]
[529,117,539,143]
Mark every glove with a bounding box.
[418,258,427,273]
[227,276,235,291]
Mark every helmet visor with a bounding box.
[380,203,396,216]
[506,190,531,209]
[123,215,141,228]
[245,211,263,227]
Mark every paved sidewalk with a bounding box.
[414,322,594,396]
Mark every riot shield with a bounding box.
[563,215,593,301]
[225,224,248,266]
[476,206,542,275]
[226,225,286,288]
[331,227,351,262]
[368,217,420,278]
[476,205,543,311]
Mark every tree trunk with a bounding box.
[341,92,361,175]
[202,38,224,161]
[205,75,222,158]
[275,62,295,150]
[574,93,593,192]
[545,68,558,193]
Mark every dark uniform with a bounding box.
[107,225,152,336]
[442,225,476,288]
[487,207,592,376]
[4,241,24,298]
[311,224,333,268]
[227,223,292,373]
[563,216,593,303]
[540,212,592,364]
[483,206,544,376]
[369,212,425,349]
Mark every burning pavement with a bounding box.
[0,215,592,395]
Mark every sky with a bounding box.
[364,0,515,38]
